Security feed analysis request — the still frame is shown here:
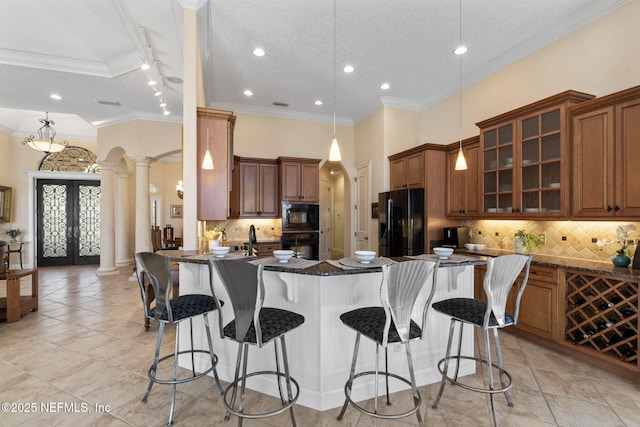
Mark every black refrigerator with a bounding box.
[378,188,424,257]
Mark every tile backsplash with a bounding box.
[462,220,639,262]
[202,218,282,242]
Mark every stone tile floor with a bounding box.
[0,265,638,426]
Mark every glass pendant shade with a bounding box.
[202,128,214,170]
[329,137,341,161]
[22,112,67,153]
[454,145,468,170]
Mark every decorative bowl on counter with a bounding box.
[355,250,376,264]
[433,247,454,259]
[211,246,231,258]
[273,250,294,263]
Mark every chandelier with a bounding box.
[22,112,68,153]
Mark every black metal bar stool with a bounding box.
[209,258,305,426]
[431,254,531,427]
[336,259,440,426]
[134,252,225,426]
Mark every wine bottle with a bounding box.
[622,327,635,339]
[607,333,622,346]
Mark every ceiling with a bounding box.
[0,0,629,141]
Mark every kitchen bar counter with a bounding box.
[163,251,480,411]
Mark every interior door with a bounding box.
[36,179,101,266]
[355,163,370,251]
[319,178,331,260]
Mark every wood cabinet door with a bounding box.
[615,98,640,217]
[197,113,230,220]
[300,162,319,202]
[280,161,302,202]
[463,143,481,216]
[405,152,424,188]
[515,278,558,342]
[228,158,240,218]
[390,158,407,190]
[446,149,464,217]
[239,162,260,217]
[259,162,279,216]
[572,107,615,217]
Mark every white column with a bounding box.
[96,162,118,276]
[132,157,153,254]
[115,170,131,266]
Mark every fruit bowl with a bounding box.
[273,250,294,263]
[433,247,454,259]
[355,250,376,264]
[211,246,230,258]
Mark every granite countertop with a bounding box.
[158,250,486,277]
[457,248,640,280]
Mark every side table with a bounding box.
[0,268,38,322]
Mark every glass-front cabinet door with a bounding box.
[520,108,562,214]
[478,90,595,218]
[482,122,514,215]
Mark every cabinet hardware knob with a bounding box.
[607,205,613,212]
[615,205,620,211]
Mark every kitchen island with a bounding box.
[160,251,484,411]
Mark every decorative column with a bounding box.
[96,161,118,276]
[115,169,131,266]
[132,157,153,254]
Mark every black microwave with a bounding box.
[282,203,319,232]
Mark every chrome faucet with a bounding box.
[248,225,257,256]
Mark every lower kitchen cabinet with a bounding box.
[474,263,559,342]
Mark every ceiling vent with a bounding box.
[96,99,122,107]
[273,102,289,107]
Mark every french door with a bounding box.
[36,179,101,266]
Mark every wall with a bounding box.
[417,0,640,145]
[465,220,640,264]
[0,132,12,186]
[149,160,183,234]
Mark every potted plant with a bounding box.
[596,224,637,268]
[514,230,543,255]
[5,228,21,244]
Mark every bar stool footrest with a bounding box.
[342,370,422,421]
[435,355,512,395]
[147,349,218,386]
[223,370,300,420]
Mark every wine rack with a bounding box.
[565,270,638,368]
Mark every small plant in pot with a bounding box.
[514,230,543,255]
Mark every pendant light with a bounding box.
[202,128,214,170]
[328,0,342,162]
[21,112,68,153]
[454,0,468,171]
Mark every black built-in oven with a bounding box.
[280,232,319,260]
[282,203,319,232]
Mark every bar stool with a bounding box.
[134,252,225,426]
[336,259,440,426]
[431,254,531,427]
[209,259,305,426]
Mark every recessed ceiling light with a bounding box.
[154,90,162,96]
[50,93,62,100]
[380,83,390,90]
[159,101,166,107]
[244,90,253,96]
[163,110,170,116]
[140,62,150,71]
[314,100,323,106]
[252,48,266,57]
[343,65,354,73]
[147,79,156,86]
[454,45,468,55]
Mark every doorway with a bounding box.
[36,179,101,266]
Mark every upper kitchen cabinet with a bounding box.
[278,157,321,203]
[231,157,279,218]
[197,107,236,220]
[446,136,480,218]
[477,91,594,218]
[571,85,640,219]
[389,150,424,190]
